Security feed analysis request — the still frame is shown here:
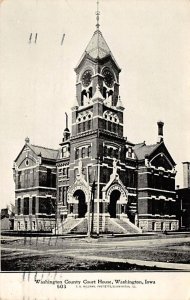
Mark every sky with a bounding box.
[0,0,190,209]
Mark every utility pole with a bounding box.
[96,157,101,237]
[87,173,91,239]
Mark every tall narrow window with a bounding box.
[104,146,107,156]
[152,222,156,231]
[88,166,93,184]
[18,171,21,189]
[59,187,62,202]
[128,147,132,158]
[17,198,21,215]
[75,148,79,160]
[47,169,52,187]
[23,198,29,215]
[25,221,28,230]
[87,146,91,157]
[78,123,81,133]
[81,147,85,158]
[74,168,78,180]
[63,168,67,176]
[17,221,20,230]
[87,120,92,130]
[32,197,36,215]
[152,198,155,215]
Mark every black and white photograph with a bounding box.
[0,0,190,299]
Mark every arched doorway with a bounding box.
[73,190,87,218]
[108,190,121,218]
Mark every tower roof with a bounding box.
[75,29,121,71]
[85,29,111,59]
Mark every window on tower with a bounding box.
[87,145,92,157]
[81,147,85,158]
[77,111,93,134]
[75,148,79,160]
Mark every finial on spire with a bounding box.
[65,112,68,129]
[96,0,100,29]
[25,137,30,144]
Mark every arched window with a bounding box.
[81,90,87,106]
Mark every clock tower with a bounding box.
[61,1,130,234]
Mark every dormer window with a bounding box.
[128,147,132,158]
[62,147,66,158]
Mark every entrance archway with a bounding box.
[108,190,121,218]
[73,190,87,218]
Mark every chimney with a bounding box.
[183,162,190,188]
[157,121,164,143]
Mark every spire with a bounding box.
[91,83,104,102]
[96,0,100,30]
[65,112,68,130]
[116,96,125,111]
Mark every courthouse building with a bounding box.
[13,11,179,233]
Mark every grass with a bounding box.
[1,251,160,271]
[1,235,190,271]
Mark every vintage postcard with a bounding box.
[0,0,190,299]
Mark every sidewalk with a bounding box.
[67,253,190,271]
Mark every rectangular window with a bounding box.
[63,168,67,176]
[59,187,62,202]
[152,199,155,215]
[75,148,79,160]
[113,123,117,132]
[66,167,69,177]
[83,122,86,132]
[78,123,82,133]
[32,221,36,230]
[47,169,52,187]
[87,146,91,157]
[23,198,29,215]
[161,222,164,231]
[88,166,93,184]
[18,171,21,189]
[17,198,21,215]
[128,147,132,158]
[152,222,156,231]
[81,147,85,158]
[87,120,92,130]
[17,221,20,230]
[62,147,67,158]
[25,221,27,230]
[74,168,78,180]
[32,197,36,215]
[63,186,68,206]
[24,170,30,188]
[169,223,172,230]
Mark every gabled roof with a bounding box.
[14,143,59,163]
[30,144,59,160]
[133,141,176,166]
[133,142,160,160]
[75,30,121,71]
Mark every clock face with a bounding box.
[103,69,114,88]
[81,70,92,87]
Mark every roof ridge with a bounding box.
[31,144,58,152]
